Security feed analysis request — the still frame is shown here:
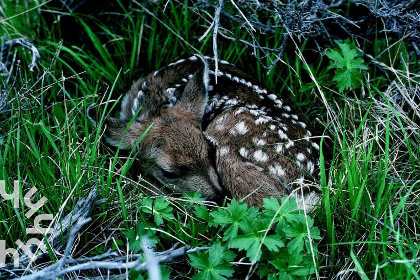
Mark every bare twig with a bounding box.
[0,35,41,75]
[213,0,223,83]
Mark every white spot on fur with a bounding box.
[174,84,182,88]
[278,129,289,140]
[235,108,245,115]
[239,147,248,158]
[255,88,267,94]
[284,105,291,112]
[188,74,193,79]
[286,140,295,149]
[247,104,258,109]
[219,146,230,156]
[270,125,276,130]
[291,115,298,120]
[189,56,198,61]
[312,142,320,150]
[182,78,188,82]
[297,153,306,161]
[253,138,266,146]
[230,121,248,135]
[250,109,260,116]
[307,161,315,174]
[236,121,248,135]
[225,73,232,79]
[282,113,290,118]
[268,94,277,100]
[215,115,228,130]
[279,123,288,131]
[269,165,286,177]
[154,70,159,76]
[275,144,284,153]
[262,132,268,137]
[225,99,239,106]
[233,77,240,82]
[299,122,307,129]
[255,117,269,125]
[275,99,283,107]
[307,148,312,154]
[253,150,269,162]
[208,85,214,91]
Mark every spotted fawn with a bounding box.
[88,55,320,209]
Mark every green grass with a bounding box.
[0,0,419,279]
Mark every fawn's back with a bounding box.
[91,55,320,208]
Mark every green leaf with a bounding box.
[263,196,301,229]
[263,236,285,252]
[184,191,206,202]
[189,243,235,280]
[139,197,174,226]
[210,199,257,242]
[123,223,157,253]
[326,41,368,92]
[123,228,142,253]
[283,216,321,256]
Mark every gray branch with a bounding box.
[0,35,41,75]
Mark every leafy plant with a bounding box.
[124,196,320,279]
[138,197,175,226]
[189,243,236,280]
[326,40,368,92]
[190,196,320,279]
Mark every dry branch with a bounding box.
[157,0,420,70]
[0,35,41,75]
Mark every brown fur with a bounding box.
[89,55,320,209]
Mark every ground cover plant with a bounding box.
[0,0,419,279]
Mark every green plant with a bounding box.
[189,243,236,280]
[326,40,368,92]
[125,196,321,279]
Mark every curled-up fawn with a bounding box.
[88,55,320,209]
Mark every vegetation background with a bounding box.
[0,0,419,279]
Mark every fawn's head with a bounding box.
[88,57,222,198]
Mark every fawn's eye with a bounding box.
[161,165,190,179]
[162,169,180,179]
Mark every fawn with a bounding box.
[88,55,320,209]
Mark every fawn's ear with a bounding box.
[87,104,135,149]
[102,117,139,149]
[176,55,209,121]
[120,81,148,122]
